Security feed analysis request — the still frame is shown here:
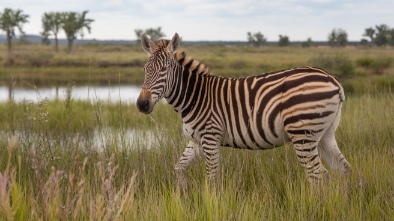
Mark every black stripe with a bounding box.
[267,89,339,138]
[192,63,201,75]
[182,74,201,118]
[286,129,324,135]
[183,59,193,70]
[295,145,317,152]
[184,77,209,123]
[284,111,334,127]
[231,79,247,147]
[293,139,315,144]
[223,79,236,146]
[168,64,181,99]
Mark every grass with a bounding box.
[0,87,393,220]
[1,44,394,93]
[0,43,393,220]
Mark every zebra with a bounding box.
[136,33,351,184]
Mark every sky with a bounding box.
[1,0,393,42]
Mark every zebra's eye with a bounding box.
[160,67,167,72]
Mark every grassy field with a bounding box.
[0,89,393,220]
[0,44,394,220]
[1,44,394,94]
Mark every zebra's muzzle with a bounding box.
[137,88,153,114]
[137,99,150,113]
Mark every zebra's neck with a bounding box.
[164,50,214,115]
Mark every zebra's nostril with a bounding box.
[137,99,150,113]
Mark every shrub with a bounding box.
[309,54,355,78]
[3,52,54,67]
[356,57,392,75]
[229,59,248,70]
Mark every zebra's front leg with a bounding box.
[174,140,201,188]
[201,136,221,182]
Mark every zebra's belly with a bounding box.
[182,118,290,149]
[222,127,289,150]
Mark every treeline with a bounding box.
[0,8,94,54]
[247,25,394,48]
[131,26,394,48]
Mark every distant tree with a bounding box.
[41,12,62,52]
[336,30,348,46]
[247,31,267,47]
[301,37,314,47]
[328,30,336,47]
[328,28,348,47]
[359,39,369,46]
[61,11,94,53]
[374,24,390,46]
[0,8,29,54]
[363,27,375,43]
[134,29,143,42]
[389,29,394,46]
[278,35,290,46]
[135,27,166,42]
[362,24,394,46]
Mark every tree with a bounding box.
[363,27,375,43]
[61,11,94,53]
[362,24,394,47]
[134,29,143,42]
[336,30,348,47]
[135,27,165,42]
[328,28,348,47]
[389,29,394,46]
[247,31,267,47]
[302,37,314,47]
[41,12,62,52]
[278,35,290,46]
[0,8,29,54]
[374,24,390,46]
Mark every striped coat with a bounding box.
[137,33,351,183]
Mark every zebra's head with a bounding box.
[137,33,180,114]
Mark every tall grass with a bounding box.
[0,88,393,220]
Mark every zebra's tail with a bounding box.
[339,86,345,102]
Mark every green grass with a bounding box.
[1,44,393,93]
[0,89,393,220]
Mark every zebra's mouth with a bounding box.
[136,98,154,114]
[137,87,155,114]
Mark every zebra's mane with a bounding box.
[156,39,211,76]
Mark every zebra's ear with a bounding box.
[167,33,180,55]
[141,34,157,56]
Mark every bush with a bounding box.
[3,52,54,67]
[229,59,248,70]
[356,57,392,75]
[309,54,355,78]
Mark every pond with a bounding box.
[0,84,142,103]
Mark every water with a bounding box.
[0,85,142,103]
[0,128,161,150]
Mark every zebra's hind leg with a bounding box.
[174,140,201,189]
[318,129,351,173]
[292,139,328,183]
